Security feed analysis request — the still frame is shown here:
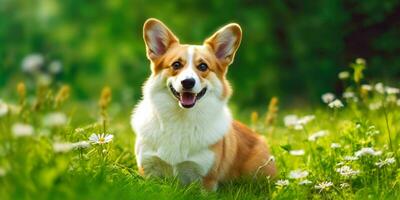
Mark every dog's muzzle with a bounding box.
[169,84,207,108]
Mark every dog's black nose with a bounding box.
[181,78,195,89]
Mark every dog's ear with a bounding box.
[204,23,242,65]
[143,18,179,61]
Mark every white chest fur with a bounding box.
[131,75,232,177]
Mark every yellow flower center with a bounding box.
[99,137,105,143]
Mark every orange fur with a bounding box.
[137,18,277,190]
[204,121,277,190]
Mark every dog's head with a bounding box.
[143,18,241,109]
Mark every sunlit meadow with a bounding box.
[1,56,399,199]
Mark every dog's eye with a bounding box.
[171,61,182,70]
[197,63,208,71]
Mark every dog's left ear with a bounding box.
[204,23,242,65]
[143,18,179,61]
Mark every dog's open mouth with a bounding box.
[169,84,207,108]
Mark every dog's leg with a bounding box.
[202,176,218,191]
[174,161,203,185]
[141,156,173,178]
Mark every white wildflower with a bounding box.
[43,112,68,127]
[284,114,314,130]
[12,123,34,137]
[22,53,44,73]
[340,183,350,188]
[0,100,8,117]
[53,141,90,153]
[385,87,399,95]
[48,60,63,74]
[342,92,355,99]
[297,115,315,126]
[336,165,360,177]
[290,149,305,156]
[315,181,333,192]
[321,93,335,103]
[338,71,350,80]
[299,179,312,185]
[356,58,366,65]
[375,82,385,94]
[275,179,289,187]
[361,84,372,91]
[355,147,382,157]
[89,133,113,144]
[343,156,359,161]
[328,99,344,109]
[375,157,396,168]
[308,130,328,142]
[74,141,90,149]
[336,162,345,166]
[289,170,309,179]
[369,102,382,110]
[284,115,299,127]
[331,143,341,149]
[53,142,75,153]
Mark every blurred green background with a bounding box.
[1,0,400,108]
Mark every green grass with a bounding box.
[1,63,400,199]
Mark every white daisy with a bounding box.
[336,165,360,177]
[275,179,289,187]
[48,60,63,74]
[43,112,68,127]
[284,115,299,127]
[342,92,355,99]
[328,99,344,109]
[321,93,335,104]
[385,87,399,95]
[290,149,305,156]
[53,142,75,153]
[21,53,44,73]
[375,82,385,94]
[343,156,359,161]
[284,115,315,130]
[375,157,396,168]
[0,100,8,117]
[89,133,113,144]
[12,123,34,137]
[331,143,341,149]
[315,181,333,192]
[289,170,309,179]
[53,141,90,153]
[338,71,350,80]
[297,115,315,126]
[369,102,382,110]
[308,130,328,142]
[340,183,350,188]
[299,179,312,185]
[361,84,372,91]
[355,147,382,157]
[74,141,90,149]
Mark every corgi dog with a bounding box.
[131,18,276,191]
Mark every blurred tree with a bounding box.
[0,0,399,108]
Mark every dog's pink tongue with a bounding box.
[180,92,196,106]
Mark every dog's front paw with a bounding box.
[142,156,173,178]
[174,161,202,185]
